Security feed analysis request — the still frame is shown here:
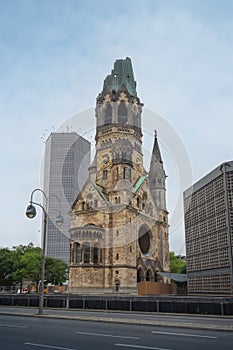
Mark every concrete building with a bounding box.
[43,132,90,263]
[184,162,233,294]
[69,57,170,294]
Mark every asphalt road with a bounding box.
[0,314,233,350]
[0,306,233,331]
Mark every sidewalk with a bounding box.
[0,306,233,331]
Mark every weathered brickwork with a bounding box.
[69,58,169,294]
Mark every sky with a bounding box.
[0,0,233,255]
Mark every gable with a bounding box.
[72,177,110,211]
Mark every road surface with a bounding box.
[0,306,233,331]
[0,314,233,350]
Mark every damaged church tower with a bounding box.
[69,58,170,294]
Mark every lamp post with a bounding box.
[25,189,63,314]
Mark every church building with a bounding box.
[69,57,170,294]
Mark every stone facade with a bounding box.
[69,57,169,294]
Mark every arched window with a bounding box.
[146,270,150,281]
[93,245,99,264]
[99,248,102,263]
[134,113,140,128]
[70,244,74,263]
[118,102,127,124]
[81,201,85,210]
[76,243,81,264]
[137,269,144,283]
[128,167,131,181]
[83,242,90,263]
[115,196,121,204]
[115,281,120,292]
[105,103,112,124]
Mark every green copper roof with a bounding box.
[133,175,147,193]
[90,179,110,206]
[102,57,137,97]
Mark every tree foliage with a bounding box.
[169,251,186,274]
[0,248,14,285]
[11,243,40,292]
[0,243,68,291]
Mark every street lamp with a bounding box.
[25,188,63,314]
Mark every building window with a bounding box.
[123,167,126,179]
[87,201,92,209]
[115,196,121,204]
[93,245,99,264]
[116,253,119,260]
[105,103,112,124]
[70,244,74,263]
[81,201,85,210]
[128,167,131,181]
[76,243,81,264]
[83,242,90,263]
[103,170,108,179]
[116,167,119,181]
[115,281,120,292]
[99,248,102,263]
[118,101,127,124]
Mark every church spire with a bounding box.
[149,130,167,211]
[150,130,163,165]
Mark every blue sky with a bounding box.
[1,0,233,254]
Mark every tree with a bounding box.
[45,257,68,285]
[20,247,42,293]
[0,243,68,293]
[18,247,68,292]
[169,252,186,274]
[10,243,37,292]
[0,248,14,286]
[169,252,187,293]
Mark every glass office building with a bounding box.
[43,132,90,263]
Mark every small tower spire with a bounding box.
[149,130,167,211]
[151,130,163,164]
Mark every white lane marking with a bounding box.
[115,344,172,350]
[151,331,218,339]
[25,343,78,350]
[0,323,28,328]
[75,330,140,339]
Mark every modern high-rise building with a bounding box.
[69,57,170,294]
[184,162,233,294]
[43,132,90,263]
